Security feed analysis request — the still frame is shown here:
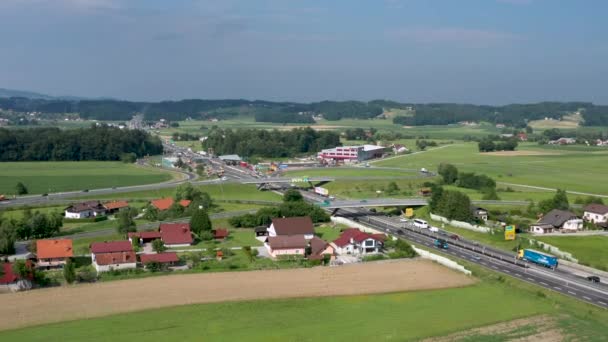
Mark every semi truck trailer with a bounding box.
[518,249,558,269]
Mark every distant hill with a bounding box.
[0,88,55,100]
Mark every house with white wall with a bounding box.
[90,241,136,273]
[530,209,583,234]
[266,235,307,258]
[267,217,315,240]
[64,201,106,219]
[583,204,608,225]
[332,228,386,255]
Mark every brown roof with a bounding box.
[103,201,129,210]
[66,201,105,213]
[538,209,579,228]
[95,251,136,266]
[36,239,73,259]
[213,228,229,239]
[159,223,193,245]
[128,231,162,239]
[151,198,192,211]
[91,241,133,254]
[584,204,608,215]
[140,252,179,264]
[271,217,314,236]
[268,235,307,250]
[309,236,331,256]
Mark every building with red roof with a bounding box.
[266,235,307,258]
[0,263,19,285]
[139,252,180,268]
[159,223,193,247]
[103,201,130,214]
[213,228,230,240]
[36,239,73,268]
[268,216,315,240]
[332,228,385,256]
[150,198,192,211]
[128,231,162,244]
[90,241,136,273]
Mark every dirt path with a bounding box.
[0,259,473,331]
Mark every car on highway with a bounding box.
[429,226,439,233]
[399,218,408,222]
[82,189,89,192]
[587,276,601,283]
[413,219,429,229]
[41,193,48,197]
[450,234,460,240]
[360,199,368,203]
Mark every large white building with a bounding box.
[317,145,386,162]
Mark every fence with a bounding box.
[411,245,472,276]
[430,213,492,233]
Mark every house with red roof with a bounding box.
[128,231,162,245]
[103,201,130,215]
[36,239,73,268]
[90,241,136,273]
[267,217,315,240]
[139,252,180,268]
[213,228,230,240]
[0,262,20,286]
[159,223,193,247]
[150,198,192,211]
[65,201,106,219]
[266,235,307,258]
[332,228,386,255]
[0,262,35,291]
[308,236,335,261]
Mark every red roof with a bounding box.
[0,263,18,284]
[36,239,73,259]
[159,223,193,245]
[268,235,307,249]
[103,201,129,210]
[151,198,191,211]
[333,228,385,247]
[213,228,229,239]
[90,241,133,254]
[128,231,162,239]
[94,251,136,266]
[140,252,179,264]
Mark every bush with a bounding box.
[76,265,97,283]
[64,216,107,224]
[145,261,163,272]
[362,254,386,262]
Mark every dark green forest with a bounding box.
[0,125,163,161]
[202,127,340,158]
[1,96,607,126]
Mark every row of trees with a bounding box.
[229,190,330,227]
[203,127,340,158]
[429,186,474,222]
[0,125,163,161]
[478,137,518,152]
[438,163,498,200]
[0,209,64,254]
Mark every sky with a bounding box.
[0,0,606,104]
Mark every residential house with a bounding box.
[150,198,192,211]
[90,241,136,273]
[470,206,489,222]
[139,252,180,268]
[549,137,576,145]
[128,231,162,245]
[213,228,230,240]
[595,139,608,147]
[159,223,193,247]
[64,201,106,219]
[393,144,409,154]
[418,187,432,197]
[308,236,335,261]
[530,209,583,234]
[103,201,129,215]
[268,217,315,240]
[583,204,608,225]
[332,228,386,255]
[36,239,73,268]
[518,133,528,141]
[266,235,307,258]
[0,263,20,287]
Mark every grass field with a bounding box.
[285,167,418,178]
[374,142,608,196]
[0,162,172,195]
[536,235,608,271]
[0,282,552,341]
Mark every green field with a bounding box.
[374,142,608,196]
[0,283,553,341]
[285,167,417,178]
[536,236,608,271]
[0,162,173,195]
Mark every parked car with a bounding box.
[429,226,439,233]
[587,276,601,283]
[82,189,89,192]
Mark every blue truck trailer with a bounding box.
[518,249,558,269]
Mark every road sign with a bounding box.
[405,208,414,218]
[505,225,516,240]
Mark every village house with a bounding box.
[332,228,386,255]
[128,231,162,245]
[266,235,307,258]
[308,236,335,261]
[267,217,315,240]
[139,252,180,268]
[470,206,489,222]
[90,241,136,273]
[530,209,583,234]
[158,223,193,247]
[518,133,528,141]
[102,201,130,215]
[549,137,576,145]
[150,198,192,211]
[213,228,230,240]
[36,239,73,268]
[64,201,106,219]
[392,144,409,154]
[583,204,608,225]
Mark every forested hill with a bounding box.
[1,96,607,126]
[0,126,163,161]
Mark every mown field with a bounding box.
[374,142,608,196]
[536,235,608,271]
[0,162,172,195]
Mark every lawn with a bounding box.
[284,168,418,178]
[314,224,345,242]
[0,161,172,195]
[0,283,554,341]
[374,142,608,196]
[72,234,124,255]
[536,235,608,271]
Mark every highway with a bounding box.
[298,191,608,309]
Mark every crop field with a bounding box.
[285,167,418,178]
[0,162,172,195]
[374,142,608,196]
[536,235,608,271]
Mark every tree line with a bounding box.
[0,125,163,161]
[438,163,499,200]
[0,209,64,254]
[203,127,340,158]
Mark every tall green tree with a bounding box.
[152,239,166,253]
[190,209,212,236]
[435,190,473,222]
[0,220,17,255]
[15,182,28,195]
[437,163,458,184]
[116,209,136,236]
[283,189,304,202]
[63,258,76,284]
[552,189,570,210]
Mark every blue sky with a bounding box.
[0,0,606,104]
